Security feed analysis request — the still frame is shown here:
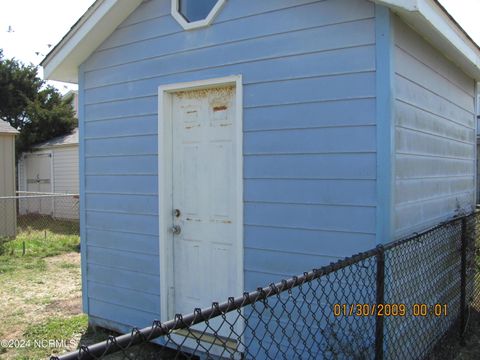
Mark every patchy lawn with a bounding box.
[0,238,84,359]
[0,215,79,275]
[0,218,82,359]
[0,221,174,360]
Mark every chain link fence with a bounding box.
[53,212,480,360]
[472,213,480,310]
[0,192,79,244]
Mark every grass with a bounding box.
[0,217,82,359]
[17,315,89,359]
[0,217,174,359]
[59,262,77,269]
[0,251,83,359]
[0,215,79,274]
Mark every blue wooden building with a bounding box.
[42,0,480,344]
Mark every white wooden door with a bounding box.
[171,86,239,319]
[25,153,52,215]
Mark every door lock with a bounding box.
[171,225,181,235]
[174,209,181,218]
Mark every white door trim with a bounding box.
[158,75,243,322]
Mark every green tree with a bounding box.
[0,49,76,156]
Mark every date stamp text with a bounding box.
[333,303,448,317]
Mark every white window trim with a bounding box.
[171,0,227,30]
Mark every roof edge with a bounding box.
[0,120,19,135]
[32,128,79,149]
[42,0,480,83]
[33,143,78,150]
[41,0,142,83]
[376,0,480,80]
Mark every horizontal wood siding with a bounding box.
[82,0,377,329]
[17,155,25,192]
[393,16,476,238]
[52,146,79,193]
[0,135,16,237]
[52,146,79,219]
[18,146,79,219]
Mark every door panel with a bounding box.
[171,86,238,322]
[25,153,52,215]
[210,142,234,219]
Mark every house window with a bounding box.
[179,0,218,22]
[171,0,226,30]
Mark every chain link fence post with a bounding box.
[460,217,467,345]
[375,245,385,360]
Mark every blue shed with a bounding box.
[42,0,480,344]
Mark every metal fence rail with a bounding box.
[0,192,79,241]
[53,212,480,360]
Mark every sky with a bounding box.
[0,0,479,93]
[0,0,96,93]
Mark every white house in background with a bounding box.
[17,92,79,220]
[18,127,79,220]
[17,128,79,219]
[67,90,80,115]
[0,120,19,237]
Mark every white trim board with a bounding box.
[158,75,244,322]
[41,0,142,83]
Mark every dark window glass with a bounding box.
[178,0,218,23]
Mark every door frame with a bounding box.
[158,75,244,322]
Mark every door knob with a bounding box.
[171,225,181,235]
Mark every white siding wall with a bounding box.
[0,134,17,237]
[18,145,79,219]
[393,16,477,237]
[17,154,27,217]
[52,146,79,194]
[17,156,25,193]
[52,146,79,219]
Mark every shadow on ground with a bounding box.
[17,214,79,236]
[428,309,480,360]
[76,325,197,360]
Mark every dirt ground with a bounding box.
[0,249,179,360]
[0,252,83,359]
[428,310,480,360]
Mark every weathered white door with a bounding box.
[171,86,239,319]
[25,153,52,215]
